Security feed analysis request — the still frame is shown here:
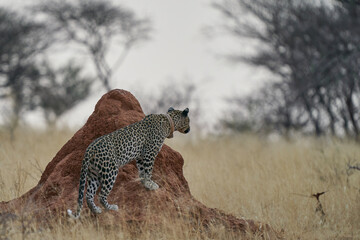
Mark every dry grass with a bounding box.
[1,128,360,239]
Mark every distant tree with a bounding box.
[0,7,94,132]
[140,82,197,114]
[35,0,152,91]
[222,82,308,136]
[136,80,201,129]
[213,0,360,138]
[35,62,93,125]
[0,7,50,130]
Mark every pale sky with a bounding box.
[1,0,267,130]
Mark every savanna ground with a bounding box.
[0,127,360,239]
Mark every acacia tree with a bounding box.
[35,0,152,91]
[214,0,360,138]
[0,8,50,130]
[0,7,94,132]
[35,62,93,125]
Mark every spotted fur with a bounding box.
[67,107,190,219]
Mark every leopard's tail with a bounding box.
[67,149,93,219]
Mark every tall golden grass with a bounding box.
[1,128,360,239]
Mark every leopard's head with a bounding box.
[167,107,190,134]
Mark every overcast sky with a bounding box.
[1,0,267,129]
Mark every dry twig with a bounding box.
[291,191,327,223]
[347,162,360,172]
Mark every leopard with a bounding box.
[67,107,190,219]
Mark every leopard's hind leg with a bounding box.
[86,175,102,214]
[99,165,119,211]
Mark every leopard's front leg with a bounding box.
[136,156,159,190]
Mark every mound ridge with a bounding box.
[0,89,278,237]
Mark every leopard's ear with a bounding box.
[182,108,189,117]
[167,107,174,113]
